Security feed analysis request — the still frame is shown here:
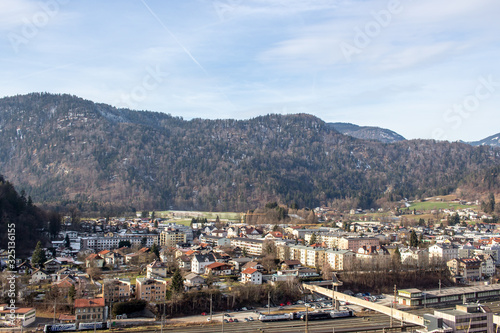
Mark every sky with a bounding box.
[1,0,499,142]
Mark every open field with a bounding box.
[409,201,477,211]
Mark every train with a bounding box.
[43,322,109,332]
[258,313,293,322]
[259,310,353,322]
[300,310,353,321]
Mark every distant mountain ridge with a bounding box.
[328,122,406,143]
[0,93,499,212]
[468,132,500,148]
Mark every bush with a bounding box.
[112,300,147,316]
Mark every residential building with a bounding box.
[288,245,326,269]
[477,254,495,277]
[429,244,459,263]
[229,257,254,272]
[241,268,262,285]
[199,235,231,247]
[400,247,429,268]
[205,262,233,276]
[80,233,160,251]
[135,278,167,302]
[191,253,217,274]
[146,260,168,278]
[0,305,36,327]
[447,258,482,281]
[43,259,62,273]
[241,261,264,272]
[102,279,131,303]
[184,273,206,288]
[230,237,264,256]
[16,261,33,275]
[85,254,104,268]
[325,249,355,271]
[74,298,106,323]
[102,251,124,267]
[160,230,187,247]
[30,268,50,284]
[177,255,191,270]
[338,237,380,252]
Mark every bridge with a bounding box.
[302,283,425,327]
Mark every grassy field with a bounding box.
[409,201,476,211]
[168,219,192,226]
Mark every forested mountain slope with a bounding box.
[0,93,499,212]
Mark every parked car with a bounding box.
[248,317,254,321]
[241,307,247,311]
[201,312,207,316]
[234,318,239,322]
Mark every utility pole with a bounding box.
[161,301,166,333]
[439,279,441,294]
[390,284,397,328]
[268,292,271,315]
[210,293,213,322]
[305,304,309,333]
[390,295,393,328]
[221,312,224,333]
[394,284,398,327]
[53,299,56,324]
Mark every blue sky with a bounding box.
[1,0,499,141]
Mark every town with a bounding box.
[2,196,500,333]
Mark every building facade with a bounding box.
[135,278,167,302]
[74,298,106,323]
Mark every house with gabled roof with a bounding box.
[177,255,191,270]
[85,254,104,268]
[16,261,33,275]
[191,253,217,274]
[30,268,50,284]
[205,262,233,276]
[241,267,262,285]
[241,261,264,272]
[184,272,206,288]
[43,258,62,273]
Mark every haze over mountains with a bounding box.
[0,93,499,212]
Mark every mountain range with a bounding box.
[327,122,406,143]
[468,133,500,148]
[0,93,499,212]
